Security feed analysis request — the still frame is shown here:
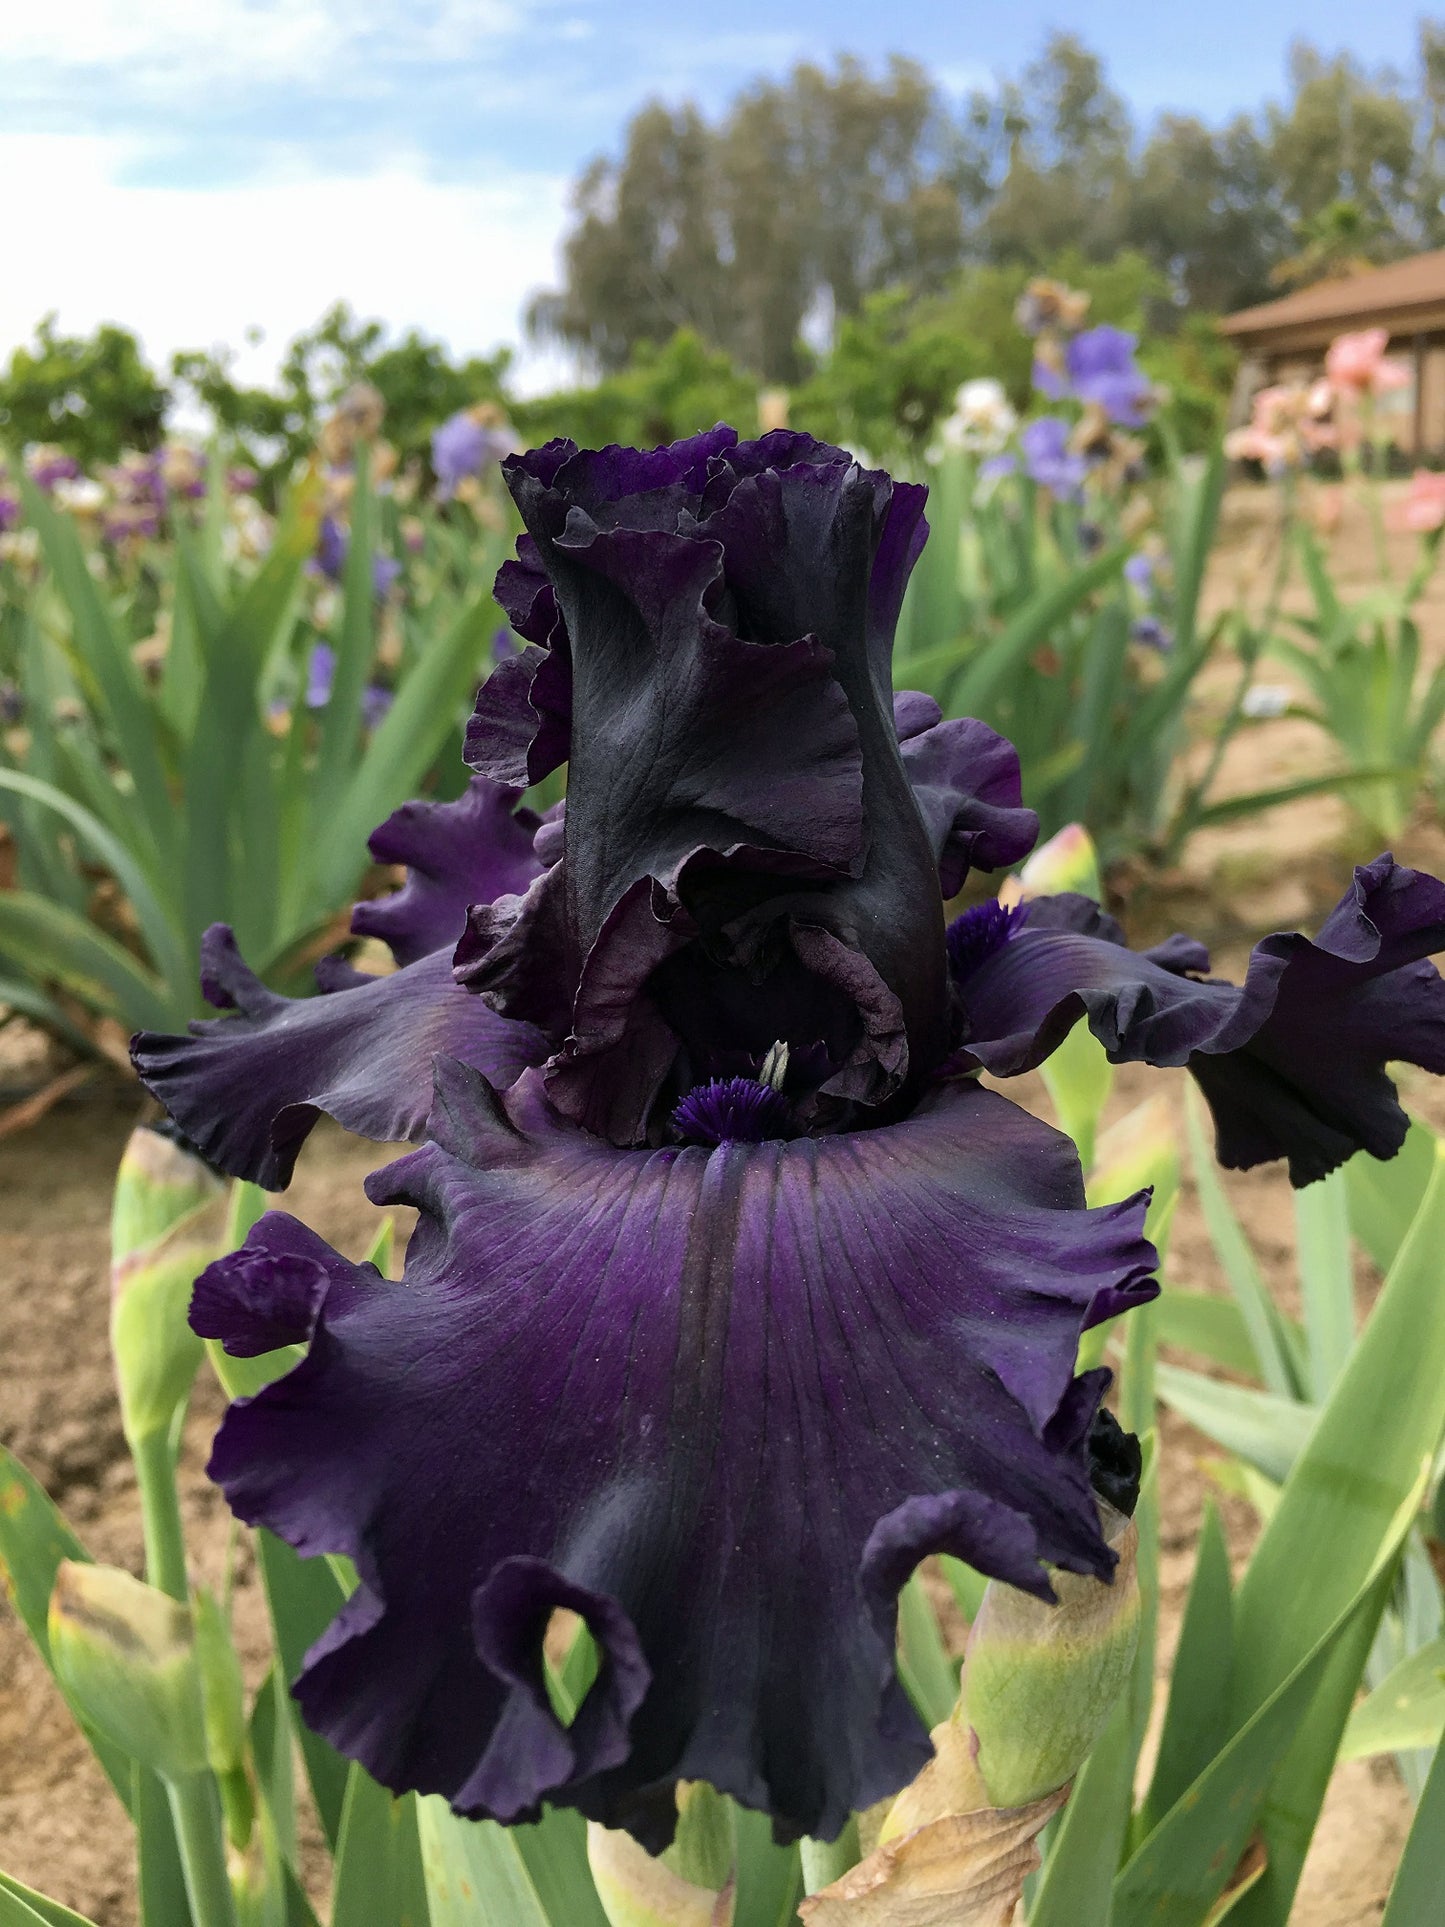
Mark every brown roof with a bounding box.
[1221,250,1445,343]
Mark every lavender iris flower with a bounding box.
[0,490,19,534]
[1021,417,1088,499]
[305,643,336,709]
[433,410,510,500]
[133,428,1445,1850]
[1124,552,1153,589]
[1035,326,1154,428]
[361,684,394,730]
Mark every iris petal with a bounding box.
[194,1059,1155,1844]
[132,929,548,1188]
[953,856,1445,1184]
[894,692,1039,894]
[133,777,552,1186]
[352,777,543,967]
[458,433,961,1142]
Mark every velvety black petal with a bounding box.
[464,641,574,789]
[894,693,1039,895]
[352,778,543,967]
[132,926,547,1189]
[868,482,929,670]
[202,1059,1155,1844]
[493,534,562,647]
[953,856,1445,1184]
[465,438,951,1141]
[1191,855,1445,1182]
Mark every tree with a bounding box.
[526,103,732,374]
[982,35,1134,266]
[528,57,967,383]
[1267,43,1416,255]
[1127,113,1287,310]
[0,317,169,466]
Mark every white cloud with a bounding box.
[0,132,572,396]
[0,0,521,87]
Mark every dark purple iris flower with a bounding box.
[314,514,402,597]
[1131,616,1171,652]
[132,426,1445,1850]
[1034,325,1155,428]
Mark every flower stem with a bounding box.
[800,1817,861,1894]
[133,1427,189,1604]
[166,1771,239,1927]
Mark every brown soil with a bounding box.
[2,479,1442,1923]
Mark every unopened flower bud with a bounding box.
[961,1502,1140,1808]
[588,1781,736,1927]
[110,1127,226,1443]
[49,1561,208,1780]
[112,1124,223,1261]
[1008,822,1103,906]
[999,825,1111,1162]
[1089,1095,1181,1253]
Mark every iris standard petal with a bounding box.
[195,1059,1155,1846]
[459,434,958,1142]
[952,856,1445,1184]
[352,778,543,966]
[131,927,547,1188]
[894,693,1039,895]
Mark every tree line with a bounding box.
[529,28,1445,381]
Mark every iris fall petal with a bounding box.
[194,1059,1155,1845]
[132,929,548,1189]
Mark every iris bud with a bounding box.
[1088,1095,1182,1254]
[588,1782,736,1927]
[110,1127,226,1443]
[112,1123,223,1261]
[49,1560,208,1780]
[961,1502,1140,1808]
[1005,821,1103,905]
[1003,825,1111,1165]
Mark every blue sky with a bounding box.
[0,1,1428,392]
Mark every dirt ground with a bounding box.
[1,478,1442,1923]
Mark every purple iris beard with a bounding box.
[133,426,1445,1851]
[672,1074,794,1145]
